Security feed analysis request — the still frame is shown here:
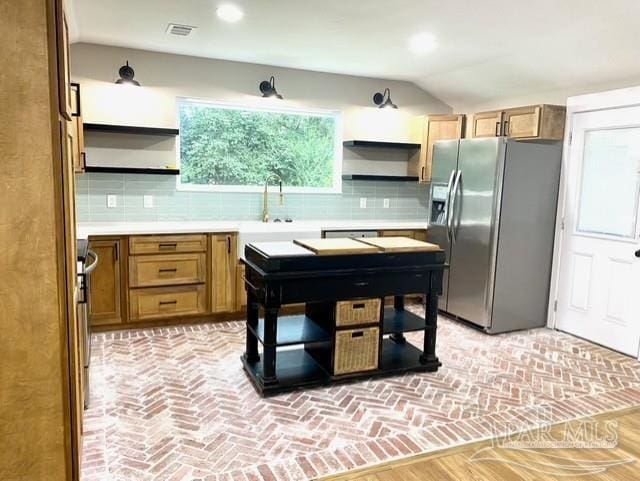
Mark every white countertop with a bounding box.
[76,220,428,239]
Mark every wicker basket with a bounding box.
[334,327,379,375]
[335,298,381,327]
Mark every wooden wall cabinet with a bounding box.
[472,104,566,141]
[211,233,237,313]
[411,114,465,183]
[89,239,123,326]
[471,110,504,138]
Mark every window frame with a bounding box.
[175,97,343,193]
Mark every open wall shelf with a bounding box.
[83,123,179,136]
[342,174,419,182]
[343,140,421,150]
[84,166,180,175]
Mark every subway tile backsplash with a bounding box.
[75,174,429,222]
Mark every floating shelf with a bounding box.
[249,315,331,347]
[343,140,421,150]
[342,174,419,182]
[383,307,427,334]
[83,123,179,136]
[84,166,180,175]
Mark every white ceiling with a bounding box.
[69,0,640,108]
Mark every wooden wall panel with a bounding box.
[0,1,73,480]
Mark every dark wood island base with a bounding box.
[241,240,445,397]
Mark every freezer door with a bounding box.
[447,138,505,327]
[427,140,460,310]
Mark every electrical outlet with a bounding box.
[143,195,154,208]
[383,198,390,209]
[359,197,367,209]
[107,194,117,208]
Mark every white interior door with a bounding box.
[556,106,640,356]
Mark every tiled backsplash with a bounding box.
[75,174,430,223]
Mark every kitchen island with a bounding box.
[242,237,446,396]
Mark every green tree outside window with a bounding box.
[179,102,337,187]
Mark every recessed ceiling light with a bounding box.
[409,32,438,54]
[216,4,244,23]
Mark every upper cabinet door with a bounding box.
[419,114,465,183]
[56,1,73,120]
[503,106,541,139]
[472,111,503,138]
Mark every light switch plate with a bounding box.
[359,197,367,209]
[143,195,154,208]
[107,194,117,208]
[383,198,390,209]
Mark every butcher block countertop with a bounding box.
[293,238,380,255]
[356,236,441,253]
[287,236,442,256]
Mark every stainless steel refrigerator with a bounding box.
[428,137,562,333]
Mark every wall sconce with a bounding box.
[259,76,283,99]
[115,61,140,86]
[373,88,398,109]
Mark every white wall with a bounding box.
[71,43,451,175]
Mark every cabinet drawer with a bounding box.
[129,234,207,254]
[129,253,205,287]
[129,285,206,321]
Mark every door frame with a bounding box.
[548,85,640,360]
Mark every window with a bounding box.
[177,100,341,192]
[576,127,640,238]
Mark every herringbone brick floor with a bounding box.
[82,306,640,481]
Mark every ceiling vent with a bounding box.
[166,24,196,37]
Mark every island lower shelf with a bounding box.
[242,338,438,395]
[247,307,429,348]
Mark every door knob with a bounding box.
[635,249,640,258]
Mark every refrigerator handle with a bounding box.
[444,170,457,242]
[449,170,462,243]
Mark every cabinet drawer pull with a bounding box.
[351,331,364,338]
[504,120,510,136]
[421,166,425,181]
[353,282,369,287]
[158,243,178,249]
[495,121,501,136]
[352,303,366,309]
[159,300,178,305]
[158,268,178,273]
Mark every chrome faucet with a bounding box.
[262,173,284,223]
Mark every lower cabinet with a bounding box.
[88,233,242,330]
[211,233,237,313]
[89,238,123,326]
